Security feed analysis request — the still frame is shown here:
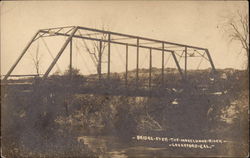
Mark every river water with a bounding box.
[76,135,235,158]
[77,136,172,158]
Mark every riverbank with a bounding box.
[1,68,248,157]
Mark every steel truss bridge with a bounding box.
[2,26,216,96]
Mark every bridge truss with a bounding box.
[3,26,216,88]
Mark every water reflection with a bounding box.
[78,136,128,158]
[77,136,171,158]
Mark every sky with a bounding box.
[0,1,248,76]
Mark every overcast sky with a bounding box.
[1,1,248,76]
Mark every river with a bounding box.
[76,135,236,158]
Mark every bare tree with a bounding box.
[30,40,43,76]
[79,24,110,79]
[220,10,249,69]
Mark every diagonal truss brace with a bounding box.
[3,26,216,82]
[43,26,78,78]
[3,31,40,81]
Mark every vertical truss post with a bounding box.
[162,43,164,86]
[205,49,216,72]
[69,39,73,77]
[149,48,152,88]
[107,34,111,79]
[171,51,184,79]
[3,31,40,81]
[184,47,187,79]
[98,41,102,80]
[136,38,139,86]
[43,27,78,78]
[125,44,128,87]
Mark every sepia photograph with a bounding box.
[1,1,249,157]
